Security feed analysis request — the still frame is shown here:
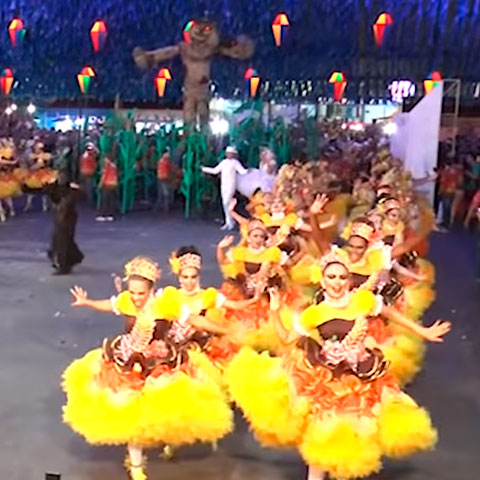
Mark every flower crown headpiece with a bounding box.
[170,251,202,275]
[384,198,401,212]
[248,219,267,235]
[319,246,350,271]
[124,256,160,283]
[350,221,375,243]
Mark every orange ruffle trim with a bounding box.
[282,348,398,418]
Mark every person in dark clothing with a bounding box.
[46,179,84,275]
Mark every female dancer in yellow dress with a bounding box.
[216,217,294,352]
[227,248,450,480]
[163,245,257,371]
[63,256,235,480]
[310,197,434,385]
[23,141,55,212]
[0,141,21,222]
[379,197,405,247]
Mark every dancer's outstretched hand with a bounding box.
[422,320,451,343]
[228,198,237,212]
[112,274,123,294]
[218,235,235,249]
[310,194,329,215]
[70,286,89,306]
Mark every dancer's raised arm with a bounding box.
[70,286,113,312]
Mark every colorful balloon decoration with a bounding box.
[155,68,172,97]
[8,17,26,48]
[77,66,96,94]
[245,68,260,97]
[329,71,347,101]
[424,71,442,95]
[272,13,290,47]
[373,12,393,47]
[90,20,107,52]
[0,68,14,96]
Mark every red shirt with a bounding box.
[80,152,98,176]
[157,155,171,180]
[439,167,462,194]
[101,161,118,188]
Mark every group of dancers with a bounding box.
[0,137,60,221]
[62,145,451,480]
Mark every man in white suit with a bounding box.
[201,146,247,230]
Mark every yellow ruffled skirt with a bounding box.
[0,175,21,199]
[226,347,310,447]
[227,346,437,480]
[62,348,233,447]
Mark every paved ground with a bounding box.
[0,208,478,480]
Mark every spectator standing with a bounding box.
[154,150,172,213]
[96,154,118,222]
[79,143,99,207]
[437,160,463,230]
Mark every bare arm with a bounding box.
[269,289,300,345]
[70,286,113,313]
[391,230,426,259]
[190,315,228,335]
[308,194,332,255]
[381,305,451,342]
[392,262,427,282]
[217,235,235,265]
[228,198,249,226]
[223,297,258,310]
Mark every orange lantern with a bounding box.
[373,12,393,47]
[155,68,172,97]
[1,68,14,96]
[329,71,347,101]
[8,18,26,48]
[245,68,260,97]
[424,71,442,95]
[90,20,107,52]
[77,66,96,94]
[272,13,290,47]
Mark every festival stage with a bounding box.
[0,211,478,480]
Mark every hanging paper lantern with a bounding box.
[272,13,290,47]
[8,18,26,48]
[90,20,107,52]
[183,20,195,44]
[155,68,172,97]
[0,68,14,96]
[77,66,96,94]
[329,72,347,101]
[424,71,442,95]
[245,68,260,97]
[373,12,393,47]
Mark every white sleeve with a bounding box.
[234,160,248,175]
[202,161,223,175]
[372,295,384,316]
[293,315,309,336]
[381,245,393,270]
[215,293,227,308]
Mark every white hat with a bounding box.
[226,145,238,154]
